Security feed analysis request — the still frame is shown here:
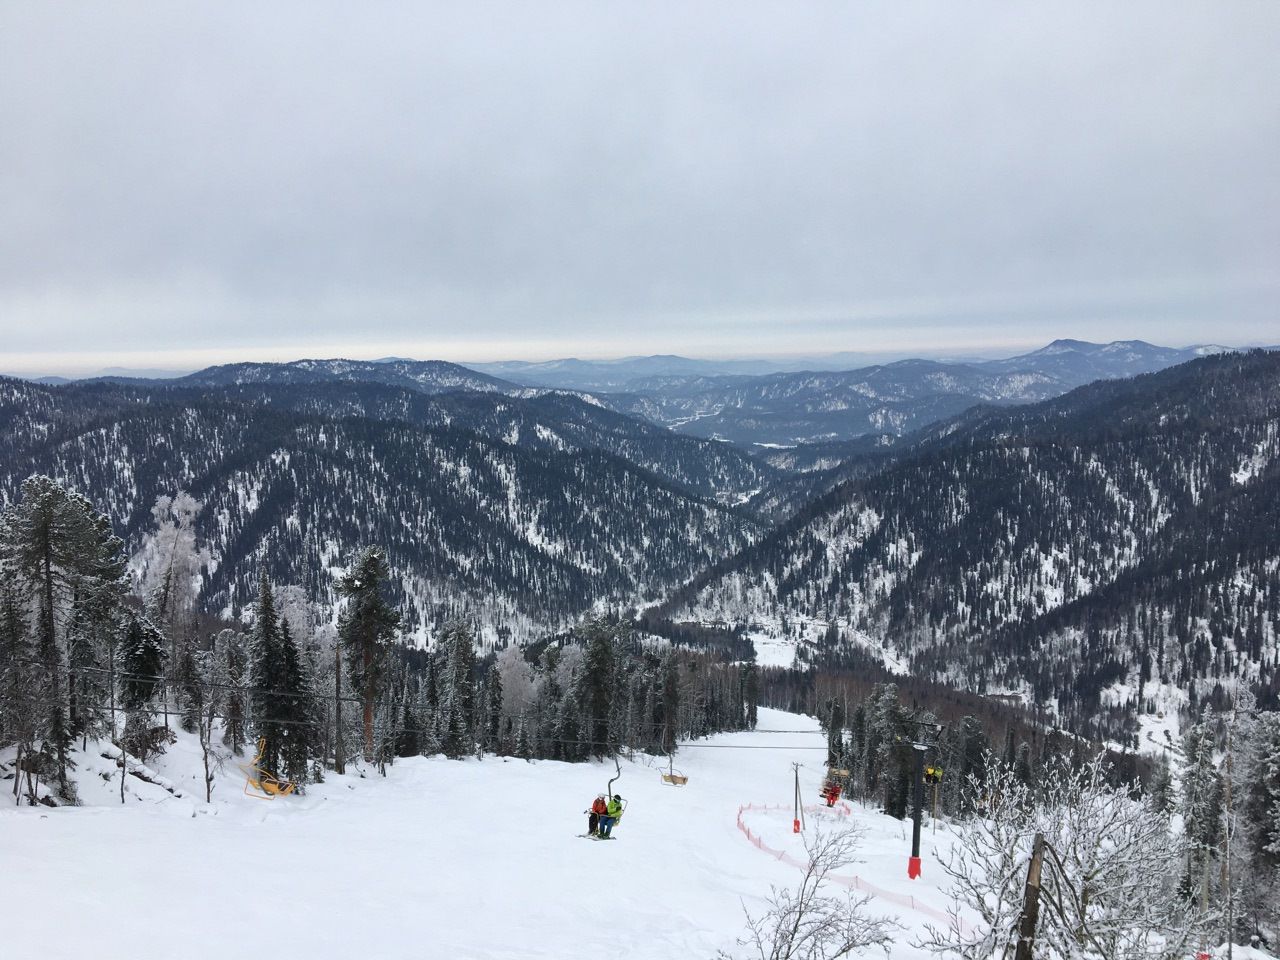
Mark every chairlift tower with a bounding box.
[906,719,944,879]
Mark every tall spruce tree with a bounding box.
[578,616,616,758]
[246,573,312,785]
[214,628,248,755]
[118,615,167,759]
[1181,720,1225,906]
[437,619,476,759]
[0,578,38,802]
[276,616,311,786]
[336,547,400,757]
[248,571,286,778]
[741,659,760,731]
[481,667,503,755]
[0,476,128,798]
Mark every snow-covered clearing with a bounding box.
[3,709,982,959]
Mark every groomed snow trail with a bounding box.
[2,709,970,959]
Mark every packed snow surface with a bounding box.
[3,708,1258,959]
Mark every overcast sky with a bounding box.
[2,2,1277,377]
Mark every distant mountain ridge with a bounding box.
[16,340,1258,452]
[600,340,1244,446]
[168,357,517,394]
[658,350,1280,734]
[462,340,1241,392]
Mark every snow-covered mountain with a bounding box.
[53,339,1258,451]
[468,340,1251,447]
[0,377,760,642]
[659,350,1280,736]
[196,379,782,504]
[166,357,518,394]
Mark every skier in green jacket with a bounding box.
[598,795,624,838]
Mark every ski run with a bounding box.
[3,707,1269,960]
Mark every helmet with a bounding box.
[613,795,622,801]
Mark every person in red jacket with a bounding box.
[824,781,841,806]
[587,794,608,835]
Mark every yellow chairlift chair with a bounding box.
[238,738,296,800]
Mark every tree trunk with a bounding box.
[1014,833,1045,960]
[334,643,345,775]
[363,645,374,756]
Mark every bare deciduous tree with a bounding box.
[722,823,896,960]
[919,755,1206,960]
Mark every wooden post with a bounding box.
[1014,833,1045,960]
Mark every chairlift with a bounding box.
[238,738,296,800]
[820,767,849,803]
[658,722,688,785]
[661,752,688,786]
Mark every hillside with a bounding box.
[661,351,1280,734]
[190,380,782,504]
[0,379,758,640]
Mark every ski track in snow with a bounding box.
[0,708,1061,959]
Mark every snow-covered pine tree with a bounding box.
[0,577,39,803]
[213,627,248,755]
[0,476,128,798]
[175,642,203,735]
[1236,709,1280,941]
[577,615,616,758]
[514,712,533,760]
[1181,719,1225,909]
[119,615,167,760]
[65,578,121,748]
[660,651,680,754]
[946,714,989,815]
[248,572,286,777]
[1146,752,1175,816]
[534,647,563,757]
[436,619,476,759]
[394,673,422,759]
[335,547,400,757]
[276,616,311,786]
[555,677,585,762]
[478,667,503,756]
[740,659,759,731]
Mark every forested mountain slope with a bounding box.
[0,379,759,640]
[661,351,1280,731]
[193,381,780,504]
[595,362,1060,446]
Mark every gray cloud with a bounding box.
[1,1,1277,374]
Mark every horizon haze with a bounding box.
[2,3,1277,379]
